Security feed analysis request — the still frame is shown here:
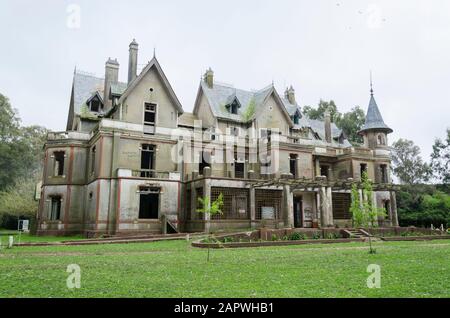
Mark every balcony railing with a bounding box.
[130,169,180,180]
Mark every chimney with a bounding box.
[324,110,332,143]
[103,58,119,110]
[204,68,214,88]
[285,86,296,104]
[128,39,139,84]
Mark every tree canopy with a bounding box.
[302,100,365,145]
[431,128,450,184]
[0,93,47,226]
[391,139,432,185]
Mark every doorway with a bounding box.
[293,196,303,228]
[139,187,159,219]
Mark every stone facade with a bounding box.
[36,40,398,236]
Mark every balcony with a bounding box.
[118,168,180,181]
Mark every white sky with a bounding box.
[1,0,449,161]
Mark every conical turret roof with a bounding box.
[359,92,393,135]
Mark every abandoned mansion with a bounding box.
[36,40,399,236]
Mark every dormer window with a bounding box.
[87,93,103,113]
[226,97,240,115]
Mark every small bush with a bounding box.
[288,232,306,241]
[312,232,322,240]
[222,237,234,243]
[271,234,278,241]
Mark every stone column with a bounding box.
[320,186,328,227]
[284,185,294,228]
[326,187,334,226]
[315,191,321,227]
[390,191,399,227]
[315,159,321,177]
[249,186,256,229]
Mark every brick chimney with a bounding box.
[128,39,138,85]
[324,110,332,143]
[285,86,296,104]
[204,68,214,88]
[103,58,119,111]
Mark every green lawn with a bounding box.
[0,230,84,243]
[0,239,449,298]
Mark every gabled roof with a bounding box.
[118,57,183,113]
[359,94,393,134]
[194,81,293,125]
[86,91,104,104]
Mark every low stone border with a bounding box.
[192,238,365,249]
[380,235,449,242]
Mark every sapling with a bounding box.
[196,193,224,261]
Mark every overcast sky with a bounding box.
[1,0,449,161]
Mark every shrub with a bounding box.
[288,232,306,241]
[271,234,278,241]
[312,232,322,240]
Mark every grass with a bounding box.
[0,230,84,243]
[0,239,449,298]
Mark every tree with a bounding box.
[0,175,40,227]
[302,100,366,145]
[336,106,366,145]
[0,93,47,190]
[196,193,224,261]
[350,172,386,253]
[391,139,432,184]
[431,129,450,184]
[302,100,341,122]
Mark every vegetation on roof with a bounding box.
[241,97,256,122]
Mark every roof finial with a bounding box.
[370,70,374,96]
[153,46,156,58]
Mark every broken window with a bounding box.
[234,153,245,179]
[90,99,100,112]
[320,165,329,179]
[144,103,156,134]
[91,146,96,175]
[138,187,159,219]
[360,163,368,179]
[290,154,298,178]
[141,144,155,178]
[49,196,62,220]
[380,164,388,183]
[53,151,65,176]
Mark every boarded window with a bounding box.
[50,196,62,220]
[380,164,388,183]
[332,193,351,220]
[138,187,159,219]
[91,146,96,174]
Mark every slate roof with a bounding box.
[72,71,127,115]
[110,82,128,96]
[199,81,292,123]
[359,94,392,134]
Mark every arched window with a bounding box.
[377,134,385,145]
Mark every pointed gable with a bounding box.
[118,57,183,114]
